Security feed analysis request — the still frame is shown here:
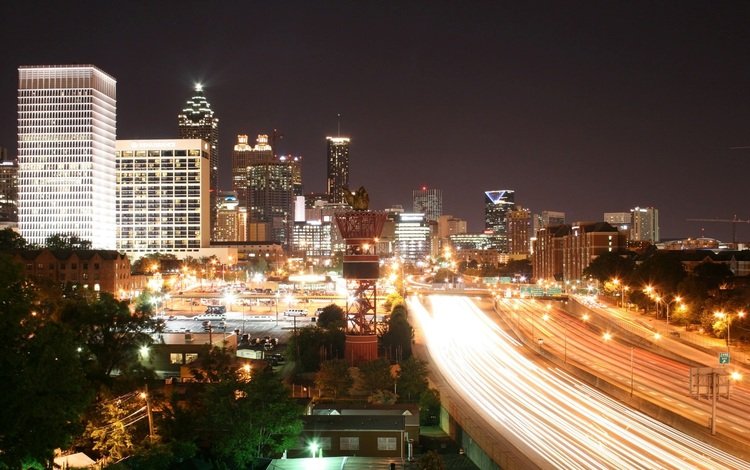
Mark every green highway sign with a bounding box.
[719,352,730,364]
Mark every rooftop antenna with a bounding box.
[337,113,341,137]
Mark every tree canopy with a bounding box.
[0,255,92,468]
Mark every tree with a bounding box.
[0,255,91,468]
[0,227,30,251]
[582,251,635,283]
[59,292,156,386]
[316,359,353,398]
[368,389,397,405]
[381,306,413,361]
[418,450,446,470]
[86,395,139,463]
[419,388,441,425]
[288,326,345,372]
[397,357,429,402]
[317,303,345,330]
[382,292,405,312]
[196,365,302,467]
[44,233,92,250]
[632,252,687,295]
[358,358,394,395]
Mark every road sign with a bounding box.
[719,352,730,364]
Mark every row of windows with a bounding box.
[117,150,203,158]
[118,160,200,169]
[20,88,92,96]
[29,262,101,270]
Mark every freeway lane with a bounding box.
[502,298,750,444]
[410,295,750,469]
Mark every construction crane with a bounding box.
[686,215,750,244]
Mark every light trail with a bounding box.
[411,295,750,470]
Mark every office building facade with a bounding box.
[215,191,247,242]
[18,65,117,248]
[248,157,295,245]
[484,189,515,251]
[412,187,443,222]
[0,158,18,225]
[178,85,218,239]
[231,134,272,209]
[394,213,431,262]
[507,207,532,255]
[115,139,210,258]
[326,137,350,203]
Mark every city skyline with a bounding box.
[1,2,749,239]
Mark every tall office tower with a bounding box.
[248,156,295,245]
[178,84,218,239]
[484,189,515,251]
[0,158,19,225]
[280,154,303,196]
[215,191,246,242]
[115,139,210,258]
[231,134,272,208]
[326,136,350,203]
[631,206,659,243]
[507,207,532,255]
[412,186,443,222]
[18,65,117,248]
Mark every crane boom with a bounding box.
[686,216,750,244]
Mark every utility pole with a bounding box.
[144,383,154,441]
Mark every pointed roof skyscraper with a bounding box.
[179,83,219,240]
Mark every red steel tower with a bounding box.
[335,210,386,364]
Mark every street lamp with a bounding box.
[714,310,746,352]
[274,292,280,326]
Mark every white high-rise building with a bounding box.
[115,139,210,258]
[631,206,660,243]
[18,65,117,248]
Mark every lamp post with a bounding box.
[275,292,280,326]
[714,310,746,352]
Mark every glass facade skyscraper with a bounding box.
[178,85,218,239]
[18,65,117,248]
[484,189,515,252]
[326,136,350,203]
[412,186,443,222]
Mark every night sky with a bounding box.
[2,1,749,240]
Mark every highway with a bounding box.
[410,294,750,469]
[499,297,750,444]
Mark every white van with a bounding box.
[283,308,307,317]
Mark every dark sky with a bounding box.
[2,1,749,240]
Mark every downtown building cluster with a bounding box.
[4,63,695,288]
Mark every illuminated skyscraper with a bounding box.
[631,206,660,243]
[231,134,272,209]
[115,139,210,258]
[507,207,532,255]
[248,156,295,245]
[178,84,219,238]
[326,136,350,203]
[484,189,515,251]
[413,186,443,222]
[18,65,117,248]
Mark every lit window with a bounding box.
[340,437,359,451]
[170,353,183,364]
[377,437,397,451]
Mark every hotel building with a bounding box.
[115,139,210,258]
